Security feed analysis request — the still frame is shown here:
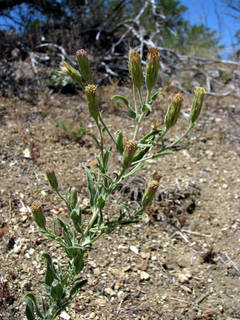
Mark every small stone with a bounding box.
[130,245,139,255]
[177,268,192,283]
[23,148,32,159]
[88,260,97,268]
[93,267,100,276]
[96,298,107,307]
[114,281,123,290]
[28,248,35,256]
[181,285,192,293]
[104,287,116,296]
[141,252,151,260]
[13,238,23,254]
[110,268,125,279]
[138,262,148,271]
[140,271,151,281]
[60,311,70,320]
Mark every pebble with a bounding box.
[13,238,23,254]
[96,298,107,306]
[177,268,192,283]
[59,311,70,320]
[104,287,116,296]
[139,271,151,281]
[28,248,35,255]
[22,148,31,159]
[130,245,139,255]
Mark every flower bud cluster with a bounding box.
[60,61,82,84]
[85,84,99,121]
[76,49,91,83]
[31,201,46,230]
[122,140,138,170]
[190,87,206,124]
[145,48,160,94]
[128,50,144,91]
[141,179,159,210]
[128,48,160,94]
[164,93,184,130]
[46,168,58,191]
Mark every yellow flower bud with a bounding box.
[145,48,160,94]
[46,168,58,191]
[76,49,91,83]
[142,180,159,209]
[70,187,78,209]
[128,49,143,91]
[190,87,206,123]
[164,93,183,130]
[60,61,82,84]
[122,140,138,170]
[152,171,162,182]
[31,201,46,230]
[85,85,99,121]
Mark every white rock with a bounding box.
[130,245,139,255]
[60,311,71,320]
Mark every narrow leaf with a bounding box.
[40,253,59,284]
[69,280,87,299]
[25,302,35,320]
[111,95,136,119]
[24,294,43,319]
[51,283,64,301]
[70,209,82,233]
[150,90,165,103]
[132,146,150,162]
[56,218,72,246]
[74,251,84,274]
[84,167,96,208]
[115,130,124,154]
[111,95,131,108]
[124,162,145,178]
[141,103,152,116]
[103,148,111,171]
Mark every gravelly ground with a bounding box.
[0,87,240,320]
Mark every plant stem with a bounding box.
[96,121,104,161]
[132,124,195,165]
[83,208,99,236]
[133,112,145,140]
[133,85,138,116]
[99,114,116,145]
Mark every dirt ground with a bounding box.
[0,86,240,320]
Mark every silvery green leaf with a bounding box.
[25,300,35,320]
[85,167,96,208]
[141,103,152,116]
[152,151,173,158]
[40,253,59,285]
[115,130,124,154]
[132,146,150,162]
[56,218,72,246]
[103,147,111,171]
[24,293,44,319]
[69,280,87,299]
[150,90,165,103]
[111,95,136,119]
[70,209,82,233]
[124,162,145,178]
[73,251,84,274]
[50,283,64,301]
